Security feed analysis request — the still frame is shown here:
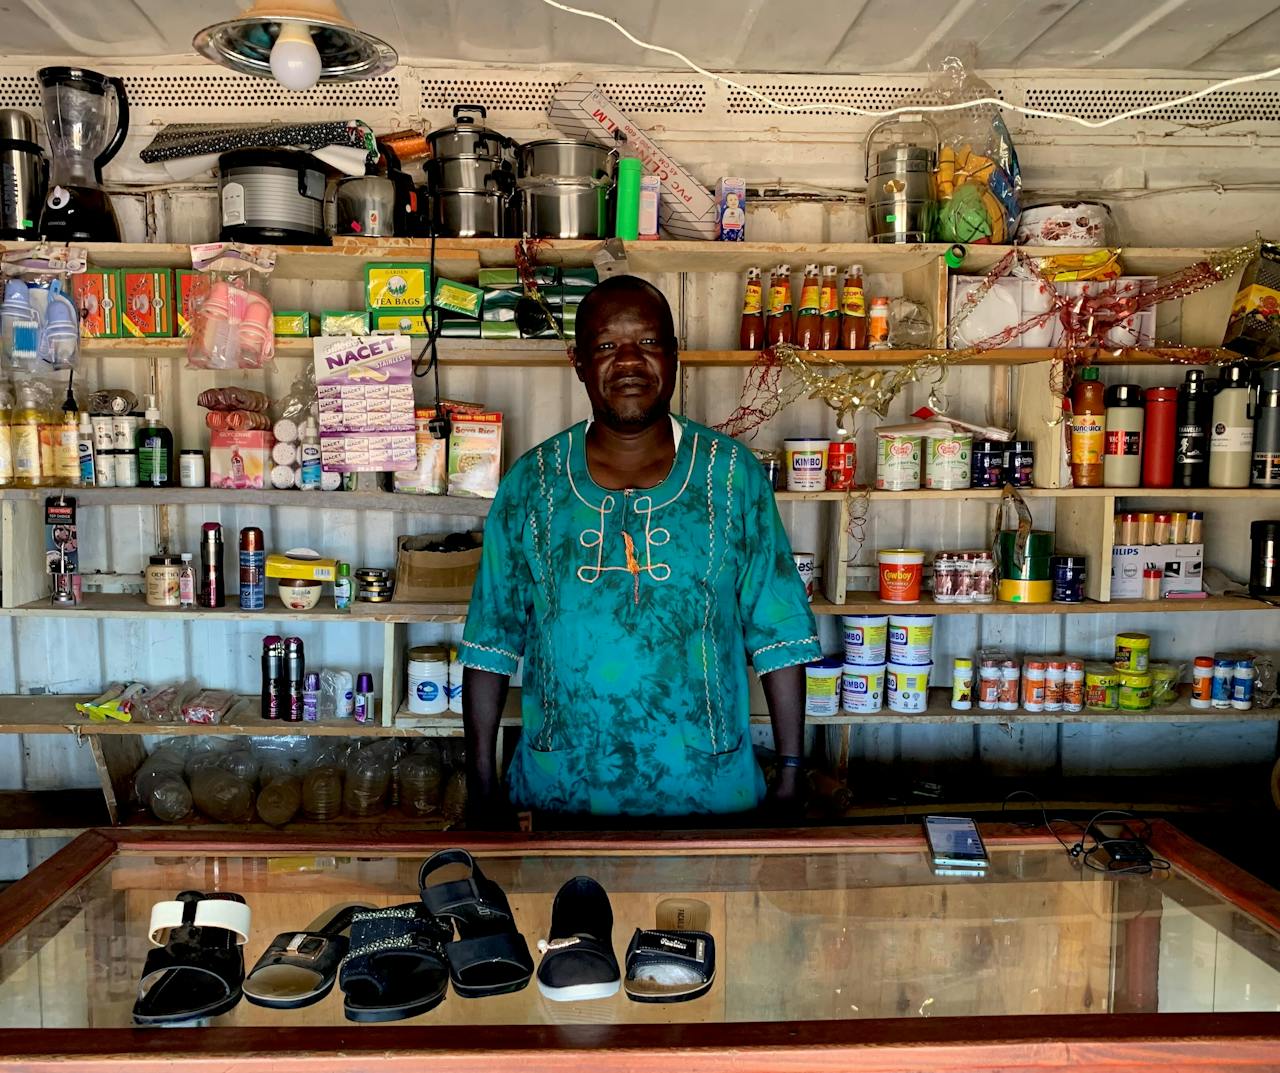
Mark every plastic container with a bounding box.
[875,434,921,490]
[406,645,449,716]
[1211,656,1235,709]
[998,661,1020,711]
[887,662,931,713]
[877,549,924,603]
[1118,672,1154,711]
[1022,660,1047,712]
[1233,658,1256,711]
[1114,632,1150,673]
[971,440,1005,488]
[951,658,974,710]
[1064,660,1085,712]
[1190,655,1214,709]
[784,437,829,492]
[841,663,885,714]
[842,615,888,666]
[1085,663,1119,711]
[997,579,1052,603]
[1004,441,1035,488]
[399,747,445,817]
[887,613,935,665]
[1044,660,1066,711]
[924,433,972,490]
[805,657,843,717]
[978,658,1001,711]
[1149,662,1178,707]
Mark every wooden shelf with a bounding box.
[5,592,468,623]
[72,336,1233,368]
[0,485,492,515]
[0,790,112,838]
[811,593,1272,616]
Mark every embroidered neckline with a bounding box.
[568,416,696,511]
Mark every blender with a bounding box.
[37,67,129,242]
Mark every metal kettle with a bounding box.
[332,143,417,238]
[864,116,939,244]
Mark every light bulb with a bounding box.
[270,21,322,91]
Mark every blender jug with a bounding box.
[37,67,129,242]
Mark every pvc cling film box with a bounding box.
[1111,543,1203,599]
[548,80,718,240]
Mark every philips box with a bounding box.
[1111,543,1203,599]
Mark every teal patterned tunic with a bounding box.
[458,416,820,816]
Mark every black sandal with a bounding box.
[419,848,534,998]
[623,897,716,1004]
[244,902,372,1010]
[339,903,453,1023]
[536,876,620,1002]
[133,890,250,1025]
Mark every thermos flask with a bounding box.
[1175,369,1212,488]
[1252,363,1280,487]
[1209,363,1254,488]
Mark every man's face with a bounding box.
[572,294,678,431]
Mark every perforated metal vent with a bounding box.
[727,83,999,116]
[0,75,41,109]
[118,73,401,110]
[421,78,562,113]
[599,82,705,113]
[1024,87,1280,124]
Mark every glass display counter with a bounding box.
[0,822,1278,1070]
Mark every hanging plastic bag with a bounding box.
[928,58,1022,245]
[1,246,86,373]
[186,242,277,370]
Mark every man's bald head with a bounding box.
[574,275,676,353]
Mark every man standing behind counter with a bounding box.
[459,276,820,820]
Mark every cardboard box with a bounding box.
[1111,543,1203,599]
[548,80,718,240]
[638,174,660,239]
[393,531,483,602]
[366,263,431,310]
[174,269,198,337]
[72,271,121,338]
[266,551,338,582]
[210,429,274,489]
[119,269,173,337]
[372,310,432,336]
[274,310,318,337]
[715,177,746,241]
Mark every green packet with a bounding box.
[434,277,484,318]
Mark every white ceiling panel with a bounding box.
[2,0,1280,74]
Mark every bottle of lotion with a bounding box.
[1209,362,1253,488]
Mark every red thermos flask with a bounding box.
[1143,387,1178,487]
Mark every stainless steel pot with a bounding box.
[519,178,610,239]
[518,138,615,182]
[864,116,938,244]
[434,189,507,238]
[426,154,513,194]
[426,105,512,160]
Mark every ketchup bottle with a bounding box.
[1143,386,1178,488]
[818,265,841,350]
[840,264,867,350]
[765,264,793,346]
[739,267,764,350]
[794,264,822,350]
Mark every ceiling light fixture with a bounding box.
[193,0,397,92]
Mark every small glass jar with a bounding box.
[145,554,182,608]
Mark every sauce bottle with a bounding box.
[1175,368,1212,487]
[1068,366,1106,487]
[765,264,793,346]
[1142,387,1177,488]
[1209,362,1253,488]
[818,265,840,350]
[839,264,867,349]
[739,267,764,350]
[1103,384,1144,487]
[793,263,822,349]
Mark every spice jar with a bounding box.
[145,554,182,607]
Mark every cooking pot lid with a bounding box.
[517,175,612,190]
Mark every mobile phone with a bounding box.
[924,815,989,868]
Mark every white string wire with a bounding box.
[537,0,1280,130]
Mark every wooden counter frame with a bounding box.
[1,821,1278,1072]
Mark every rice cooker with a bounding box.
[218,149,329,245]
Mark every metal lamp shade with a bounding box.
[193,0,397,83]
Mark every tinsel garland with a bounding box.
[717,241,1259,438]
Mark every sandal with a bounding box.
[623,897,716,1004]
[536,876,620,1002]
[339,903,452,1023]
[133,890,250,1025]
[418,848,534,998]
[244,902,372,1010]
